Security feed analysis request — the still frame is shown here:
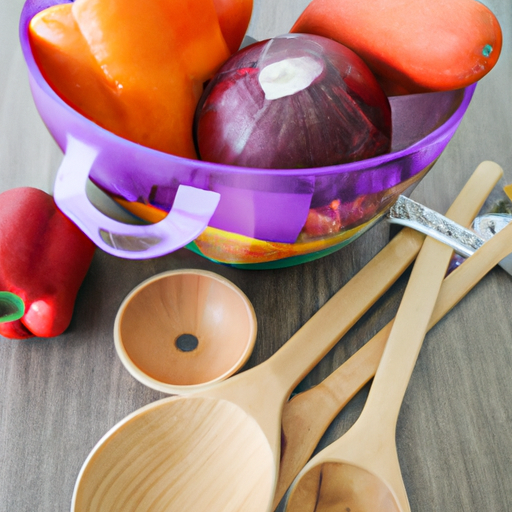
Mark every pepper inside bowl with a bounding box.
[20,0,475,268]
[114,269,257,395]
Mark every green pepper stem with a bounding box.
[0,292,25,323]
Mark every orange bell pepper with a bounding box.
[29,0,231,158]
[290,0,502,95]
[212,0,253,53]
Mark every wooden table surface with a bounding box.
[1,1,511,511]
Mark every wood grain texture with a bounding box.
[273,161,504,509]
[0,1,511,512]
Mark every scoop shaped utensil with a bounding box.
[70,163,500,512]
[284,221,512,511]
[273,161,502,508]
[284,190,512,510]
[275,249,506,509]
[284,243,452,511]
[72,231,415,512]
[114,269,257,394]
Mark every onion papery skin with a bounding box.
[194,34,392,170]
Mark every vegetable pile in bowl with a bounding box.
[21,0,502,268]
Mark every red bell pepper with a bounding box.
[0,187,95,339]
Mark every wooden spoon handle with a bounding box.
[361,236,450,424]
[273,161,502,508]
[267,161,503,397]
[362,162,504,428]
[276,219,512,510]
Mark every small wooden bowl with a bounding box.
[114,269,257,394]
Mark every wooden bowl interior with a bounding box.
[117,271,256,386]
[287,462,399,512]
[73,397,275,511]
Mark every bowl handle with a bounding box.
[53,136,220,259]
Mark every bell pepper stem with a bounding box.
[0,292,25,323]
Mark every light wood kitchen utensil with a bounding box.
[273,160,503,508]
[114,269,257,394]
[71,162,501,512]
[72,234,418,512]
[284,188,511,510]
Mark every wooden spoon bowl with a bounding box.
[75,395,275,511]
[289,461,399,511]
[113,269,257,394]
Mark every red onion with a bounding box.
[194,33,392,169]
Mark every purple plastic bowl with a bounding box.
[19,0,475,262]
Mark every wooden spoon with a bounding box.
[284,206,512,508]
[71,229,419,512]
[71,162,500,512]
[273,164,503,509]
[284,219,512,511]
